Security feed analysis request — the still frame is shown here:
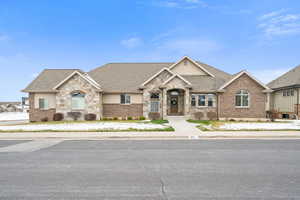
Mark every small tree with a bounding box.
[84,113,97,121]
[53,113,64,121]
[148,112,161,120]
[207,112,217,120]
[194,112,204,120]
[68,112,82,121]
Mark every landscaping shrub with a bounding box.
[148,112,161,120]
[102,117,109,121]
[67,112,82,121]
[193,112,204,120]
[41,117,48,122]
[113,117,119,120]
[267,110,276,122]
[53,113,64,121]
[207,111,217,120]
[139,116,146,120]
[127,116,133,120]
[84,113,97,121]
[229,118,236,121]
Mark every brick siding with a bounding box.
[219,74,267,119]
[103,104,143,118]
[29,93,56,122]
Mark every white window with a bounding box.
[235,90,249,107]
[291,89,294,96]
[71,92,86,110]
[150,102,159,112]
[39,98,49,109]
[283,90,287,96]
[150,93,160,112]
[207,94,214,107]
[120,94,131,104]
[191,95,196,106]
[198,95,206,106]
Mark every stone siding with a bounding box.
[219,74,267,119]
[29,93,56,122]
[142,70,173,118]
[56,74,102,120]
[103,104,143,118]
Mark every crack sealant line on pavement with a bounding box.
[0,140,63,153]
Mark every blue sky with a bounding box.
[1,0,300,101]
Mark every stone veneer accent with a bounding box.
[219,74,267,119]
[29,93,56,122]
[103,104,143,118]
[56,74,102,120]
[142,70,173,118]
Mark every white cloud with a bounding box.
[120,37,143,48]
[258,10,300,37]
[250,68,290,84]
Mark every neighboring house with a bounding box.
[268,65,300,119]
[22,56,272,122]
[0,102,23,113]
[21,97,29,112]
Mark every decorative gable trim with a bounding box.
[218,70,271,91]
[141,67,174,87]
[162,74,192,87]
[169,56,215,77]
[53,70,102,90]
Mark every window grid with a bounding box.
[235,90,249,108]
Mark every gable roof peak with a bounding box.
[169,56,215,77]
[219,70,271,91]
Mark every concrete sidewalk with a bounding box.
[0,131,299,140]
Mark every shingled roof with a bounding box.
[89,61,232,93]
[22,69,82,92]
[267,65,300,89]
[23,61,232,93]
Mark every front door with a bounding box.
[170,96,178,114]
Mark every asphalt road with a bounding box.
[0,140,300,199]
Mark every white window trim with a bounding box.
[150,101,160,112]
[71,93,86,110]
[198,95,207,107]
[191,94,216,108]
[120,94,131,105]
[235,90,250,108]
[38,98,49,110]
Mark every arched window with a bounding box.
[71,91,86,110]
[235,90,249,107]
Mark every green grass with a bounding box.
[150,120,169,124]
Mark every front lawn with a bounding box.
[187,120,300,131]
[0,121,174,132]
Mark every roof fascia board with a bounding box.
[219,70,270,90]
[53,71,102,90]
[141,68,175,86]
[169,56,215,78]
[162,74,192,86]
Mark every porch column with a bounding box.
[162,88,168,119]
[184,88,190,116]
